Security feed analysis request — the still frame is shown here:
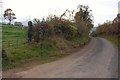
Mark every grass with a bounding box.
[3,25,27,48]
[2,24,90,70]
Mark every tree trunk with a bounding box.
[9,20,11,25]
[9,15,12,25]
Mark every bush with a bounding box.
[32,17,80,42]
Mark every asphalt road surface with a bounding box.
[3,37,118,78]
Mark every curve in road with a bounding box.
[3,37,118,78]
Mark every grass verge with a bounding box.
[2,25,90,70]
[98,34,119,49]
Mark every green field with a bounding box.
[3,25,27,48]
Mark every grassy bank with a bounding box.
[2,25,90,70]
[97,34,119,49]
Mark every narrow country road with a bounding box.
[3,37,118,78]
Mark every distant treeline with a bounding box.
[92,15,119,37]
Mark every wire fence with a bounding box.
[0,26,2,51]
[2,25,28,51]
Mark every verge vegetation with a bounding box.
[2,5,93,70]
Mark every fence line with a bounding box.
[2,30,26,33]
[3,26,28,50]
[4,44,28,50]
[4,41,25,44]
[3,40,27,42]
[3,35,19,37]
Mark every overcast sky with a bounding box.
[1,0,119,26]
